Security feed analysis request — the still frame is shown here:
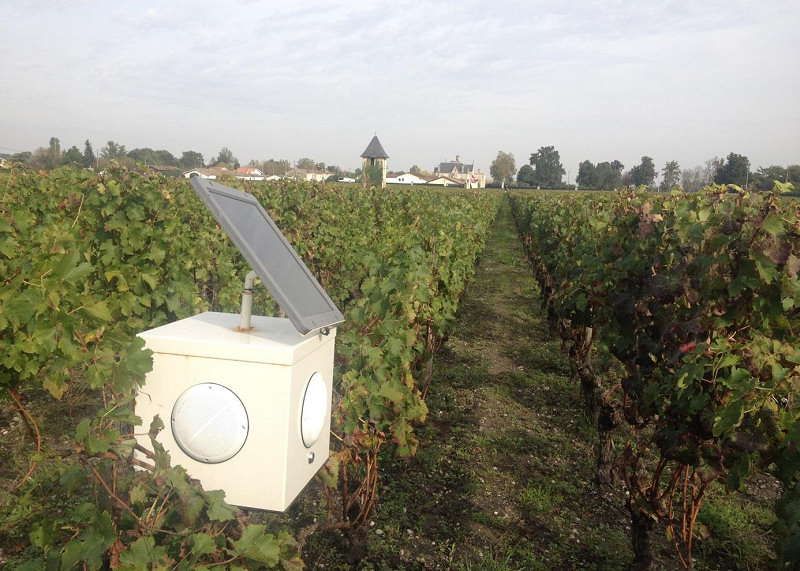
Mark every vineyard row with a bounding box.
[510,184,799,567]
[0,166,500,568]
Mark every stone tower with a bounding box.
[360,135,389,188]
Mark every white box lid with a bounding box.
[137,312,335,365]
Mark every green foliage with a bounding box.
[528,146,565,188]
[516,164,535,187]
[490,151,516,188]
[362,162,384,188]
[211,146,239,169]
[179,150,204,169]
[714,152,751,187]
[510,185,800,565]
[629,155,656,187]
[659,160,680,192]
[576,159,624,190]
[1,165,499,565]
[82,139,96,168]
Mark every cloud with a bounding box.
[2,0,798,172]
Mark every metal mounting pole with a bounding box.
[239,271,257,331]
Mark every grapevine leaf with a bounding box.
[205,489,237,522]
[726,454,752,491]
[231,525,281,566]
[753,252,778,283]
[60,464,87,495]
[119,535,171,568]
[83,300,113,322]
[29,520,59,550]
[190,532,217,557]
[760,213,784,237]
[713,399,744,437]
[60,510,116,570]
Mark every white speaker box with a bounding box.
[134,311,336,511]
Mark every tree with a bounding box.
[101,140,127,160]
[576,160,598,189]
[489,151,516,189]
[660,160,680,192]
[128,147,160,166]
[788,165,800,187]
[211,147,238,169]
[47,137,61,170]
[155,149,177,166]
[714,153,750,187]
[704,157,723,185]
[596,161,623,190]
[529,146,565,188]
[297,157,316,170]
[62,145,83,166]
[99,140,132,168]
[516,164,536,187]
[752,165,787,191]
[629,156,656,188]
[261,159,290,176]
[10,151,32,163]
[410,165,422,175]
[577,159,623,190]
[28,147,50,170]
[82,140,96,169]
[179,151,205,169]
[681,157,722,193]
[682,166,704,193]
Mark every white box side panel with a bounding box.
[135,354,293,510]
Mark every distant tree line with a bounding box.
[2,137,364,180]
[487,146,799,193]
[4,137,210,172]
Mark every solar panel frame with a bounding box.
[189,178,344,335]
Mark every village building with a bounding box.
[182,167,234,180]
[386,172,428,185]
[284,168,332,182]
[182,167,266,181]
[235,167,264,180]
[433,155,486,188]
[426,175,463,187]
[361,135,389,188]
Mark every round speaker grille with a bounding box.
[301,372,328,448]
[171,383,249,464]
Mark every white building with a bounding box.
[386,172,428,185]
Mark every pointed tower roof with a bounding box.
[360,135,389,159]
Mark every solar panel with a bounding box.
[190,178,344,335]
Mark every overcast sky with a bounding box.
[2,1,798,180]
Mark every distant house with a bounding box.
[433,156,486,188]
[182,167,265,181]
[235,167,265,180]
[386,172,427,185]
[426,175,463,187]
[182,167,231,180]
[285,168,332,182]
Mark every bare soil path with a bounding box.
[329,196,639,569]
